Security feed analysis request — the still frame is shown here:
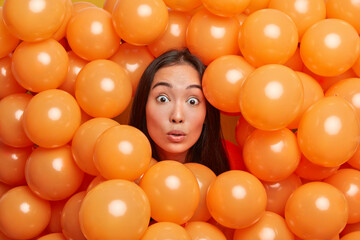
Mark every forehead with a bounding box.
[152,64,201,87]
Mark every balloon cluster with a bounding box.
[1,0,360,239]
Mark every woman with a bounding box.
[130,49,229,175]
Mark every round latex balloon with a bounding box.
[0,142,32,186]
[72,1,96,14]
[112,0,168,45]
[223,139,246,171]
[285,182,348,240]
[2,0,66,42]
[79,179,151,240]
[86,175,106,192]
[235,116,255,150]
[103,0,117,13]
[239,64,303,130]
[202,55,254,113]
[0,93,33,147]
[243,0,270,14]
[37,233,66,240]
[0,56,26,99]
[0,182,11,198]
[11,39,69,92]
[269,0,326,38]
[186,8,240,65]
[348,146,360,170]
[142,222,191,240]
[25,145,84,201]
[325,169,360,224]
[327,0,360,34]
[0,8,20,58]
[110,43,154,95]
[147,10,191,57]
[140,160,200,224]
[185,221,226,240]
[239,9,298,67]
[66,7,120,61]
[206,170,267,229]
[72,118,119,176]
[243,128,301,182]
[75,59,132,118]
[297,96,360,167]
[341,223,360,237]
[341,231,360,240]
[0,186,51,239]
[185,163,216,222]
[52,0,72,41]
[300,19,360,77]
[283,47,304,72]
[23,89,81,148]
[201,0,250,17]
[163,0,202,12]
[234,211,295,239]
[93,125,152,181]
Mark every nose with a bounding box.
[170,102,184,124]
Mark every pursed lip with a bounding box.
[167,130,186,136]
[167,130,186,143]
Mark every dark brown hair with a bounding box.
[129,49,229,175]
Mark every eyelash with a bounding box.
[156,95,200,105]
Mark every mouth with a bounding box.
[167,130,186,143]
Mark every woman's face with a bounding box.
[146,64,206,162]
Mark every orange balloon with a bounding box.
[86,175,106,192]
[269,0,326,38]
[75,59,132,118]
[23,89,81,148]
[0,182,11,198]
[61,191,87,240]
[234,211,295,239]
[0,186,51,239]
[112,0,168,45]
[239,64,304,130]
[185,163,216,222]
[94,125,152,181]
[37,233,66,240]
[235,116,255,150]
[202,55,254,113]
[243,0,269,15]
[262,174,302,216]
[341,222,360,237]
[134,158,158,185]
[103,0,117,13]
[243,128,301,182]
[110,43,154,95]
[185,221,226,240]
[80,179,151,239]
[0,56,26,99]
[140,160,200,224]
[2,0,66,42]
[0,8,19,59]
[341,231,360,240]
[0,93,33,147]
[285,182,348,240]
[288,72,324,129]
[206,170,267,229]
[148,10,191,57]
[0,143,32,186]
[186,9,240,65]
[66,7,120,61]
[71,117,119,176]
[295,154,339,181]
[141,222,191,240]
[325,169,360,224]
[207,217,235,239]
[327,0,360,34]
[201,0,250,17]
[348,146,360,170]
[11,39,69,92]
[163,0,202,12]
[283,47,304,72]
[239,9,298,67]
[25,145,84,201]
[52,0,72,41]
[300,19,360,77]
[72,1,96,15]
[297,96,360,167]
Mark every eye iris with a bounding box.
[160,97,166,102]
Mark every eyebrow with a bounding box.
[152,81,202,90]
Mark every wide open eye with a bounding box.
[187,97,200,105]
[156,95,169,103]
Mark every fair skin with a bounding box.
[146,64,206,163]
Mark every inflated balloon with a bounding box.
[283,47,304,72]
[0,56,25,99]
[243,0,269,15]
[94,125,152,181]
[269,0,326,38]
[0,186,51,239]
[300,19,360,77]
[86,175,106,192]
[148,11,191,58]
[297,96,360,167]
[0,93,33,147]
[185,221,226,240]
[0,8,19,58]
[285,182,348,240]
[2,0,66,42]
[239,9,298,67]
[235,116,255,150]
[223,139,246,171]
[201,0,250,17]
[341,222,360,237]
[66,7,120,61]
[72,1,97,15]
[72,117,119,176]
[140,160,200,224]
[206,170,267,229]
[75,59,132,118]
[207,218,235,239]
[134,158,158,185]
[141,222,191,240]
[112,0,168,45]
[163,0,202,12]
[23,89,81,148]
[61,191,87,240]
[234,211,295,239]
[103,0,117,13]
[37,233,66,240]
[202,55,254,113]
[25,145,84,201]
[0,182,11,198]
[110,43,154,95]
[239,64,303,130]
[341,231,360,240]
[327,0,360,34]
[0,142,32,186]
[12,39,68,92]
[186,8,240,65]
[79,180,151,240]
[52,0,72,41]
[348,147,360,170]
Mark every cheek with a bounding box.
[188,105,207,136]
[146,102,166,140]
